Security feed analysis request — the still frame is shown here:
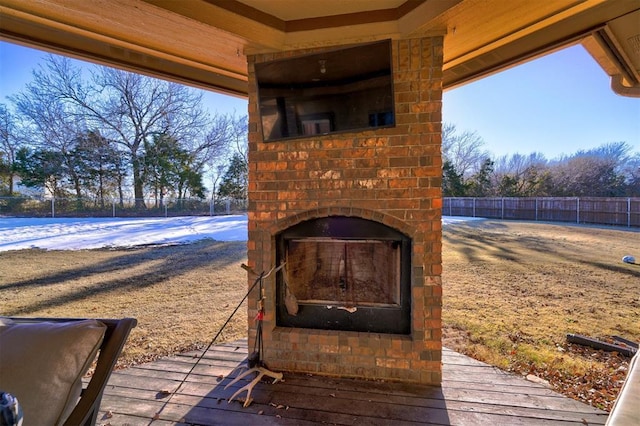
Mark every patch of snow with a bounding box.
[0,215,475,252]
[0,215,247,252]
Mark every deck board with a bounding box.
[97,339,609,425]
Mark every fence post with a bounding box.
[501,198,505,219]
[226,199,231,214]
[112,201,116,218]
[209,198,214,216]
[628,197,631,228]
[535,198,538,221]
[472,198,476,217]
[449,198,452,216]
[51,197,55,218]
[576,197,580,224]
[165,204,168,218]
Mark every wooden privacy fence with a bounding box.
[443,197,640,228]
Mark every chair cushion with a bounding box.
[0,319,106,426]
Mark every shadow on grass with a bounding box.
[1,240,246,316]
[443,220,640,278]
[443,221,527,264]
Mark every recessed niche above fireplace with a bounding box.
[255,40,395,141]
[276,216,411,334]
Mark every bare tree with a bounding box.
[10,71,88,198]
[493,152,550,196]
[203,113,247,201]
[86,65,211,206]
[621,152,640,196]
[550,153,625,196]
[442,123,490,177]
[0,104,22,194]
[230,114,248,164]
[13,55,212,207]
[196,113,244,172]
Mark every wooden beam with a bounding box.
[0,0,250,95]
[143,0,285,50]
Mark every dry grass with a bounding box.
[0,240,248,365]
[442,220,639,409]
[0,220,638,410]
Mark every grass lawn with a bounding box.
[442,220,638,410]
[1,220,638,410]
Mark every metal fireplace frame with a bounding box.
[275,216,411,334]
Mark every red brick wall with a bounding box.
[246,36,443,384]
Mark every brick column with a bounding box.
[246,36,443,384]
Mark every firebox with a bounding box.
[276,216,411,334]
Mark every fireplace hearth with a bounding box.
[276,216,411,334]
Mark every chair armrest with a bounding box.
[64,318,137,426]
[606,352,640,426]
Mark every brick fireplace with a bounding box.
[246,36,443,384]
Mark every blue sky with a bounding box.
[1,41,638,159]
[442,44,640,159]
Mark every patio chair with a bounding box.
[0,317,137,426]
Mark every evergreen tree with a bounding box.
[143,133,206,207]
[467,158,494,197]
[13,147,67,197]
[73,130,125,207]
[217,153,248,200]
[442,160,467,197]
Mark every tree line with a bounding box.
[0,55,248,208]
[442,124,639,198]
[2,55,638,204]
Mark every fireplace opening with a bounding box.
[276,216,411,334]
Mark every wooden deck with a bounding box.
[97,339,609,425]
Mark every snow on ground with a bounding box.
[0,215,478,252]
[0,215,248,252]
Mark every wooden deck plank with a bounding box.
[98,340,609,425]
[97,412,176,426]
[254,380,605,422]
[164,393,443,426]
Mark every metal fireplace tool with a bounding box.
[224,263,285,407]
[152,262,286,419]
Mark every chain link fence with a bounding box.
[4,196,637,228]
[0,196,247,218]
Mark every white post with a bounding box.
[628,197,631,228]
[576,197,580,224]
[51,198,55,218]
[112,201,116,217]
[226,199,231,215]
[535,198,538,221]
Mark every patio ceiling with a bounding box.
[1,0,639,97]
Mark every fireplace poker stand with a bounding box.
[225,263,285,407]
[151,262,286,417]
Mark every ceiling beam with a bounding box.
[0,0,250,96]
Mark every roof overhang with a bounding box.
[0,0,638,97]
